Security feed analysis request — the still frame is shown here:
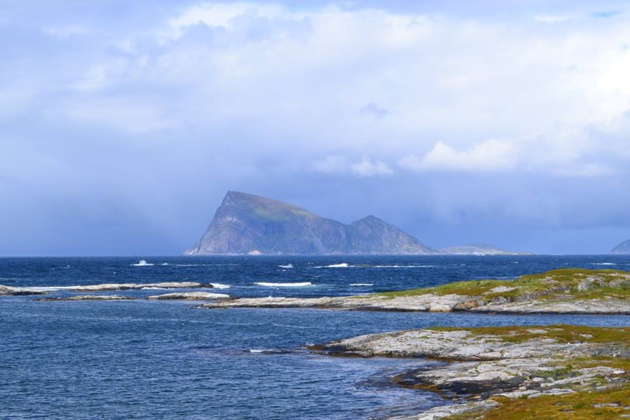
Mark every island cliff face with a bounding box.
[612,239,630,254]
[185,191,434,255]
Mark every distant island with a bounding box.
[185,191,434,255]
[439,243,531,255]
[612,239,630,254]
[185,191,529,256]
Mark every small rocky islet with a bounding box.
[0,281,226,301]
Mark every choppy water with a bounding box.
[2,255,630,419]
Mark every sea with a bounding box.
[2,255,630,419]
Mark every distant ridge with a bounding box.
[611,240,630,254]
[439,243,532,256]
[185,191,435,255]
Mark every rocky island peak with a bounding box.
[185,191,435,256]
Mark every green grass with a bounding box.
[469,387,630,420]
[438,324,630,420]
[428,324,630,344]
[377,268,630,303]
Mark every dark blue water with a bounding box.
[2,255,630,419]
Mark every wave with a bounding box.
[278,264,294,269]
[248,348,293,355]
[592,262,616,266]
[372,265,435,268]
[254,282,313,287]
[314,263,434,269]
[350,283,373,287]
[210,283,231,289]
[132,260,154,267]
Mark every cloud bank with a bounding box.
[1,0,630,255]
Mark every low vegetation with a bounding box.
[430,324,630,345]
[378,268,630,303]
[428,325,630,419]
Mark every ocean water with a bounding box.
[2,255,630,419]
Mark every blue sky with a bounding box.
[1,0,630,256]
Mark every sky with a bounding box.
[2,0,630,256]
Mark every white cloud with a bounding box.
[5,1,630,254]
[168,2,290,38]
[310,155,394,177]
[351,155,393,177]
[400,139,518,172]
[309,155,350,174]
[534,14,575,24]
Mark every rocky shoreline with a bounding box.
[195,293,630,314]
[0,281,223,301]
[197,268,630,314]
[310,325,630,419]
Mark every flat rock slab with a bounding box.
[35,295,135,301]
[67,282,215,292]
[197,294,630,314]
[148,292,230,300]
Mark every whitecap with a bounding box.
[132,260,154,267]
[326,263,350,268]
[278,264,294,269]
[350,283,373,287]
[373,265,434,268]
[254,282,313,287]
[141,287,166,290]
[592,262,616,266]
[210,283,231,289]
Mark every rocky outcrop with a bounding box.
[611,239,630,254]
[2,281,215,294]
[197,293,630,314]
[66,282,214,292]
[185,191,434,255]
[0,285,46,296]
[311,326,630,419]
[35,295,135,301]
[147,292,230,300]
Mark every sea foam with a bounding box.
[132,260,154,267]
[254,282,312,287]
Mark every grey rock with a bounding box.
[0,285,46,296]
[35,295,134,301]
[68,281,213,292]
[147,292,230,300]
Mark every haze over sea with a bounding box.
[2,255,630,419]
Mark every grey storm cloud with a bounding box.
[1,0,630,255]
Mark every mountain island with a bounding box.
[185,191,434,255]
[612,239,630,254]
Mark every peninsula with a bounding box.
[312,325,630,419]
[198,268,630,314]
